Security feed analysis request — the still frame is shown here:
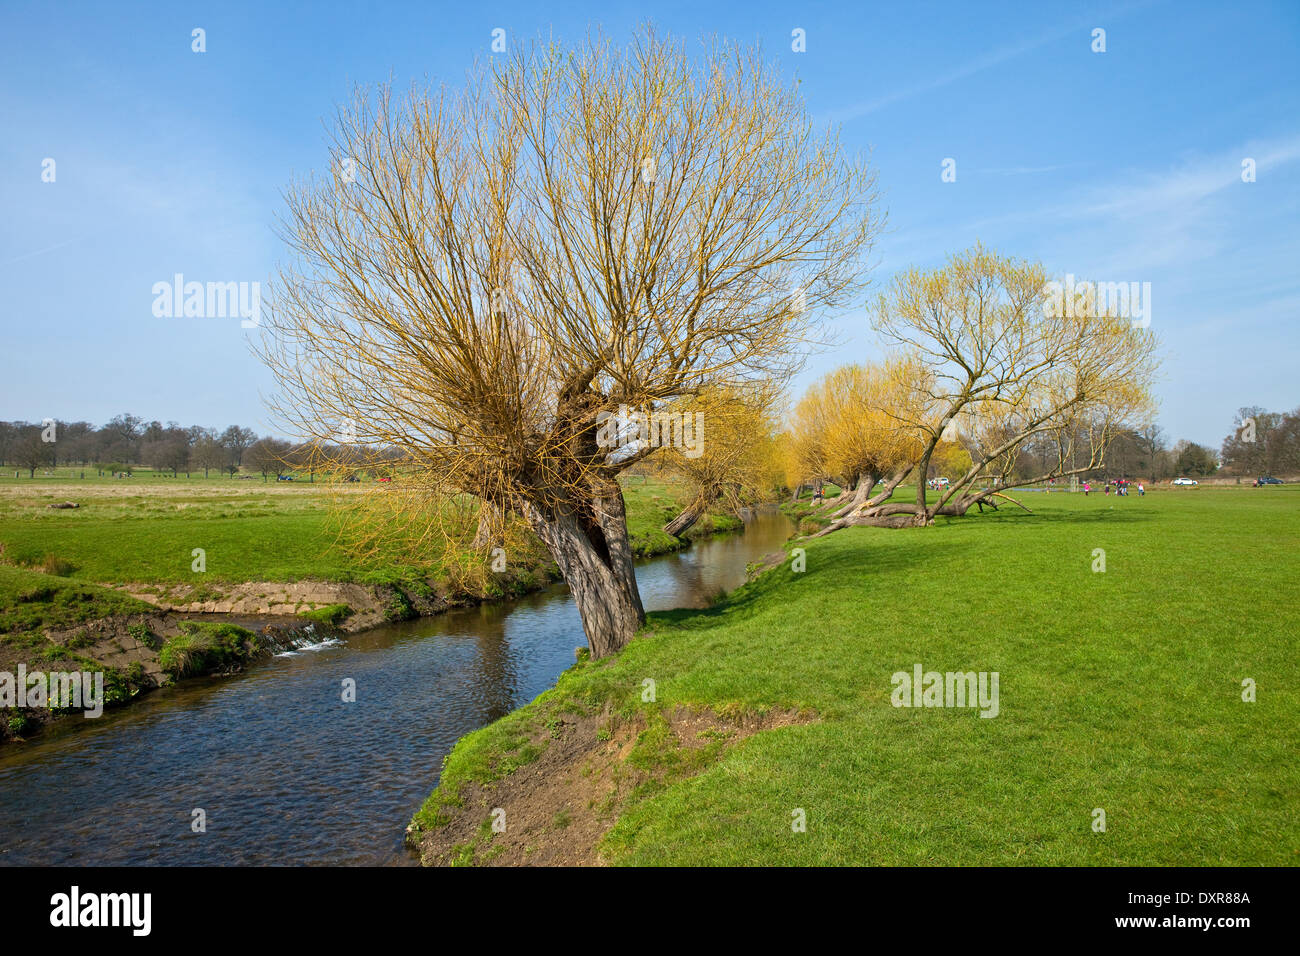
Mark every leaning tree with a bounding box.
[654,384,784,539]
[817,244,1159,533]
[259,28,881,657]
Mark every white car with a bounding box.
[1171,477,1198,486]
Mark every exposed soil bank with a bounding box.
[113,570,559,633]
[408,704,815,866]
[0,610,326,743]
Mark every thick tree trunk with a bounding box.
[815,512,920,531]
[521,484,645,659]
[830,473,875,519]
[472,500,501,549]
[869,501,942,517]
[663,493,710,539]
[814,485,1035,535]
[809,466,919,536]
[864,467,911,508]
[914,448,935,520]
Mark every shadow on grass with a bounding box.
[935,503,1156,528]
[1013,506,1154,525]
[649,526,956,631]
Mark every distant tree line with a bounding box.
[1003,405,1299,482]
[0,414,393,479]
[1012,423,1218,481]
[1219,405,1300,477]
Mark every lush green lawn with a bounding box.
[417,485,1299,865]
[0,474,732,588]
[0,482,366,584]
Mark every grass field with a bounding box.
[0,473,733,589]
[0,480,367,585]
[413,485,1299,865]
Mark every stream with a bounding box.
[0,507,793,865]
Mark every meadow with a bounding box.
[0,471,728,586]
[413,484,1300,865]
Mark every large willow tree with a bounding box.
[259,28,881,657]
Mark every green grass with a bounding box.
[0,566,156,715]
[414,485,1300,865]
[157,620,263,678]
[0,565,153,635]
[299,603,353,626]
[0,475,734,588]
[0,483,377,584]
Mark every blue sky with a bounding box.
[1,0,1297,447]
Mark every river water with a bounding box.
[0,508,792,866]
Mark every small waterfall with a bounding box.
[260,622,345,656]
